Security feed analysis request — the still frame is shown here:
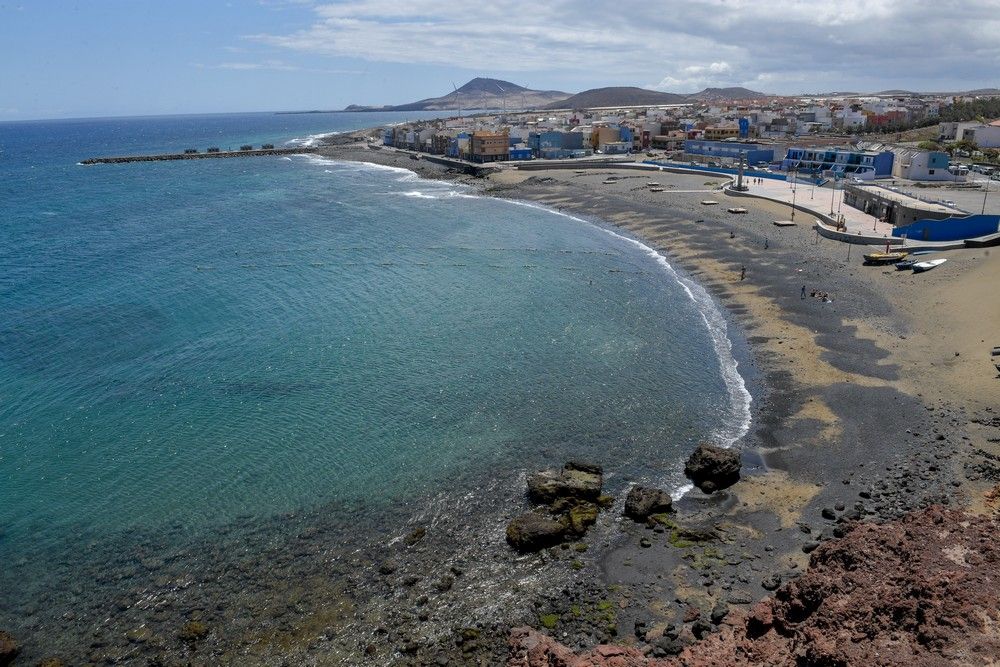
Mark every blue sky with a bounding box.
[2,0,998,121]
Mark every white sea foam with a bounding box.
[284,130,342,148]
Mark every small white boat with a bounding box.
[649,187,665,193]
[912,258,947,273]
[772,220,797,227]
[701,200,719,205]
[727,207,748,214]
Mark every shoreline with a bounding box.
[314,139,1000,661]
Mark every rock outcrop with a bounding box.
[683,443,740,493]
[508,506,1000,666]
[506,513,569,552]
[527,462,603,504]
[0,631,19,667]
[624,486,673,521]
[508,626,672,667]
[508,462,605,551]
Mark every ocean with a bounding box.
[0,111,750,662]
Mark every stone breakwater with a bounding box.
[79,147,318,164]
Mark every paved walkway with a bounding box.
[738,178,896,238]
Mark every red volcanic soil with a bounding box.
[509,506,1000,667]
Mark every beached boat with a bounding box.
[862,250,909,265]
[895,259,918,270]
[650,187,665,193]
[727,207,748,214]
[772,220,796,227]
[701,200,719,205]
[602,179,617,184]
[912,258,947,273]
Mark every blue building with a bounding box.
[738,118,750,138]
[509,147,533,161]
[619,126,634,145]
[383,129,394,146]
[684,139,779,165]
[782,147,894,178]
[529,130,584,156]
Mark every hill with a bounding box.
[686,86,769,101]
[344,77,569,112]
[544,86,687,109]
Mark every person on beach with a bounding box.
[801,285,806,298]
[764,237,769,249]
[740,265,746,281]
[730,231,735,239]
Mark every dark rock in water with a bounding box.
[565,461,603,475]
[527,463,603,504]
[506,513,568,552]
[684,443,741,493]
[178,621,209,642]
[624,486,673,521]
[566,502,599,536]
[0,631,19,667]
[403,526,427,546]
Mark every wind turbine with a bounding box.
[495,81,507,121]
[451,81,463,119]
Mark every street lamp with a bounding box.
[830,174,837,215]
[790,179,798,221]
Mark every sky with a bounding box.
[1,0,999,121]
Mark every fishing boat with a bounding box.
[862,250,909,265]
[727,207,748,214]
[911,258,947,273]
[772,220,796,227]
[650,187,665,193]
[701,200,719,205]
[895,259,918,270]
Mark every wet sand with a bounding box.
[316,141,1000,659]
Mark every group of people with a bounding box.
[802,285,832,302]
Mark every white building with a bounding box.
[960,123,1000,148]
[891,149,954,181]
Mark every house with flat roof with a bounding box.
[891,149,953,181]
[843,183,962,226]
[782,146,894,179]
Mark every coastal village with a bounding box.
[376,90,1000,248]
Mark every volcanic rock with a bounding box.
[683,443,740,493]
[0,631,19,667]
[527,462,603,504]
[624,486,673,521]
[508,506,1000,666]
[505,513,568,552]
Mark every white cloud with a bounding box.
[193,59,362,74]
[248,0,1000,93]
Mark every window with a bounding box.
[929,169,935,175]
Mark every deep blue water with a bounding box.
[0,112,748,583]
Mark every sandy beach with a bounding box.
[307,140,1000,664]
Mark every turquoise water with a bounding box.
[0,113,749,645]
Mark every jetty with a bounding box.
[80,146,318,165]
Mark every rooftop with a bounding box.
[849,184,961,214]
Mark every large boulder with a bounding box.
[624,486,674,521]
[684,443,740,493]
[527,462,603,504]
[506,512,568,552]
[0,631,19,667]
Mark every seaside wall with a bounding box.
[892,214,1000,241]
[643,160,796,183]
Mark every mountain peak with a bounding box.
[455,77,527,94]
